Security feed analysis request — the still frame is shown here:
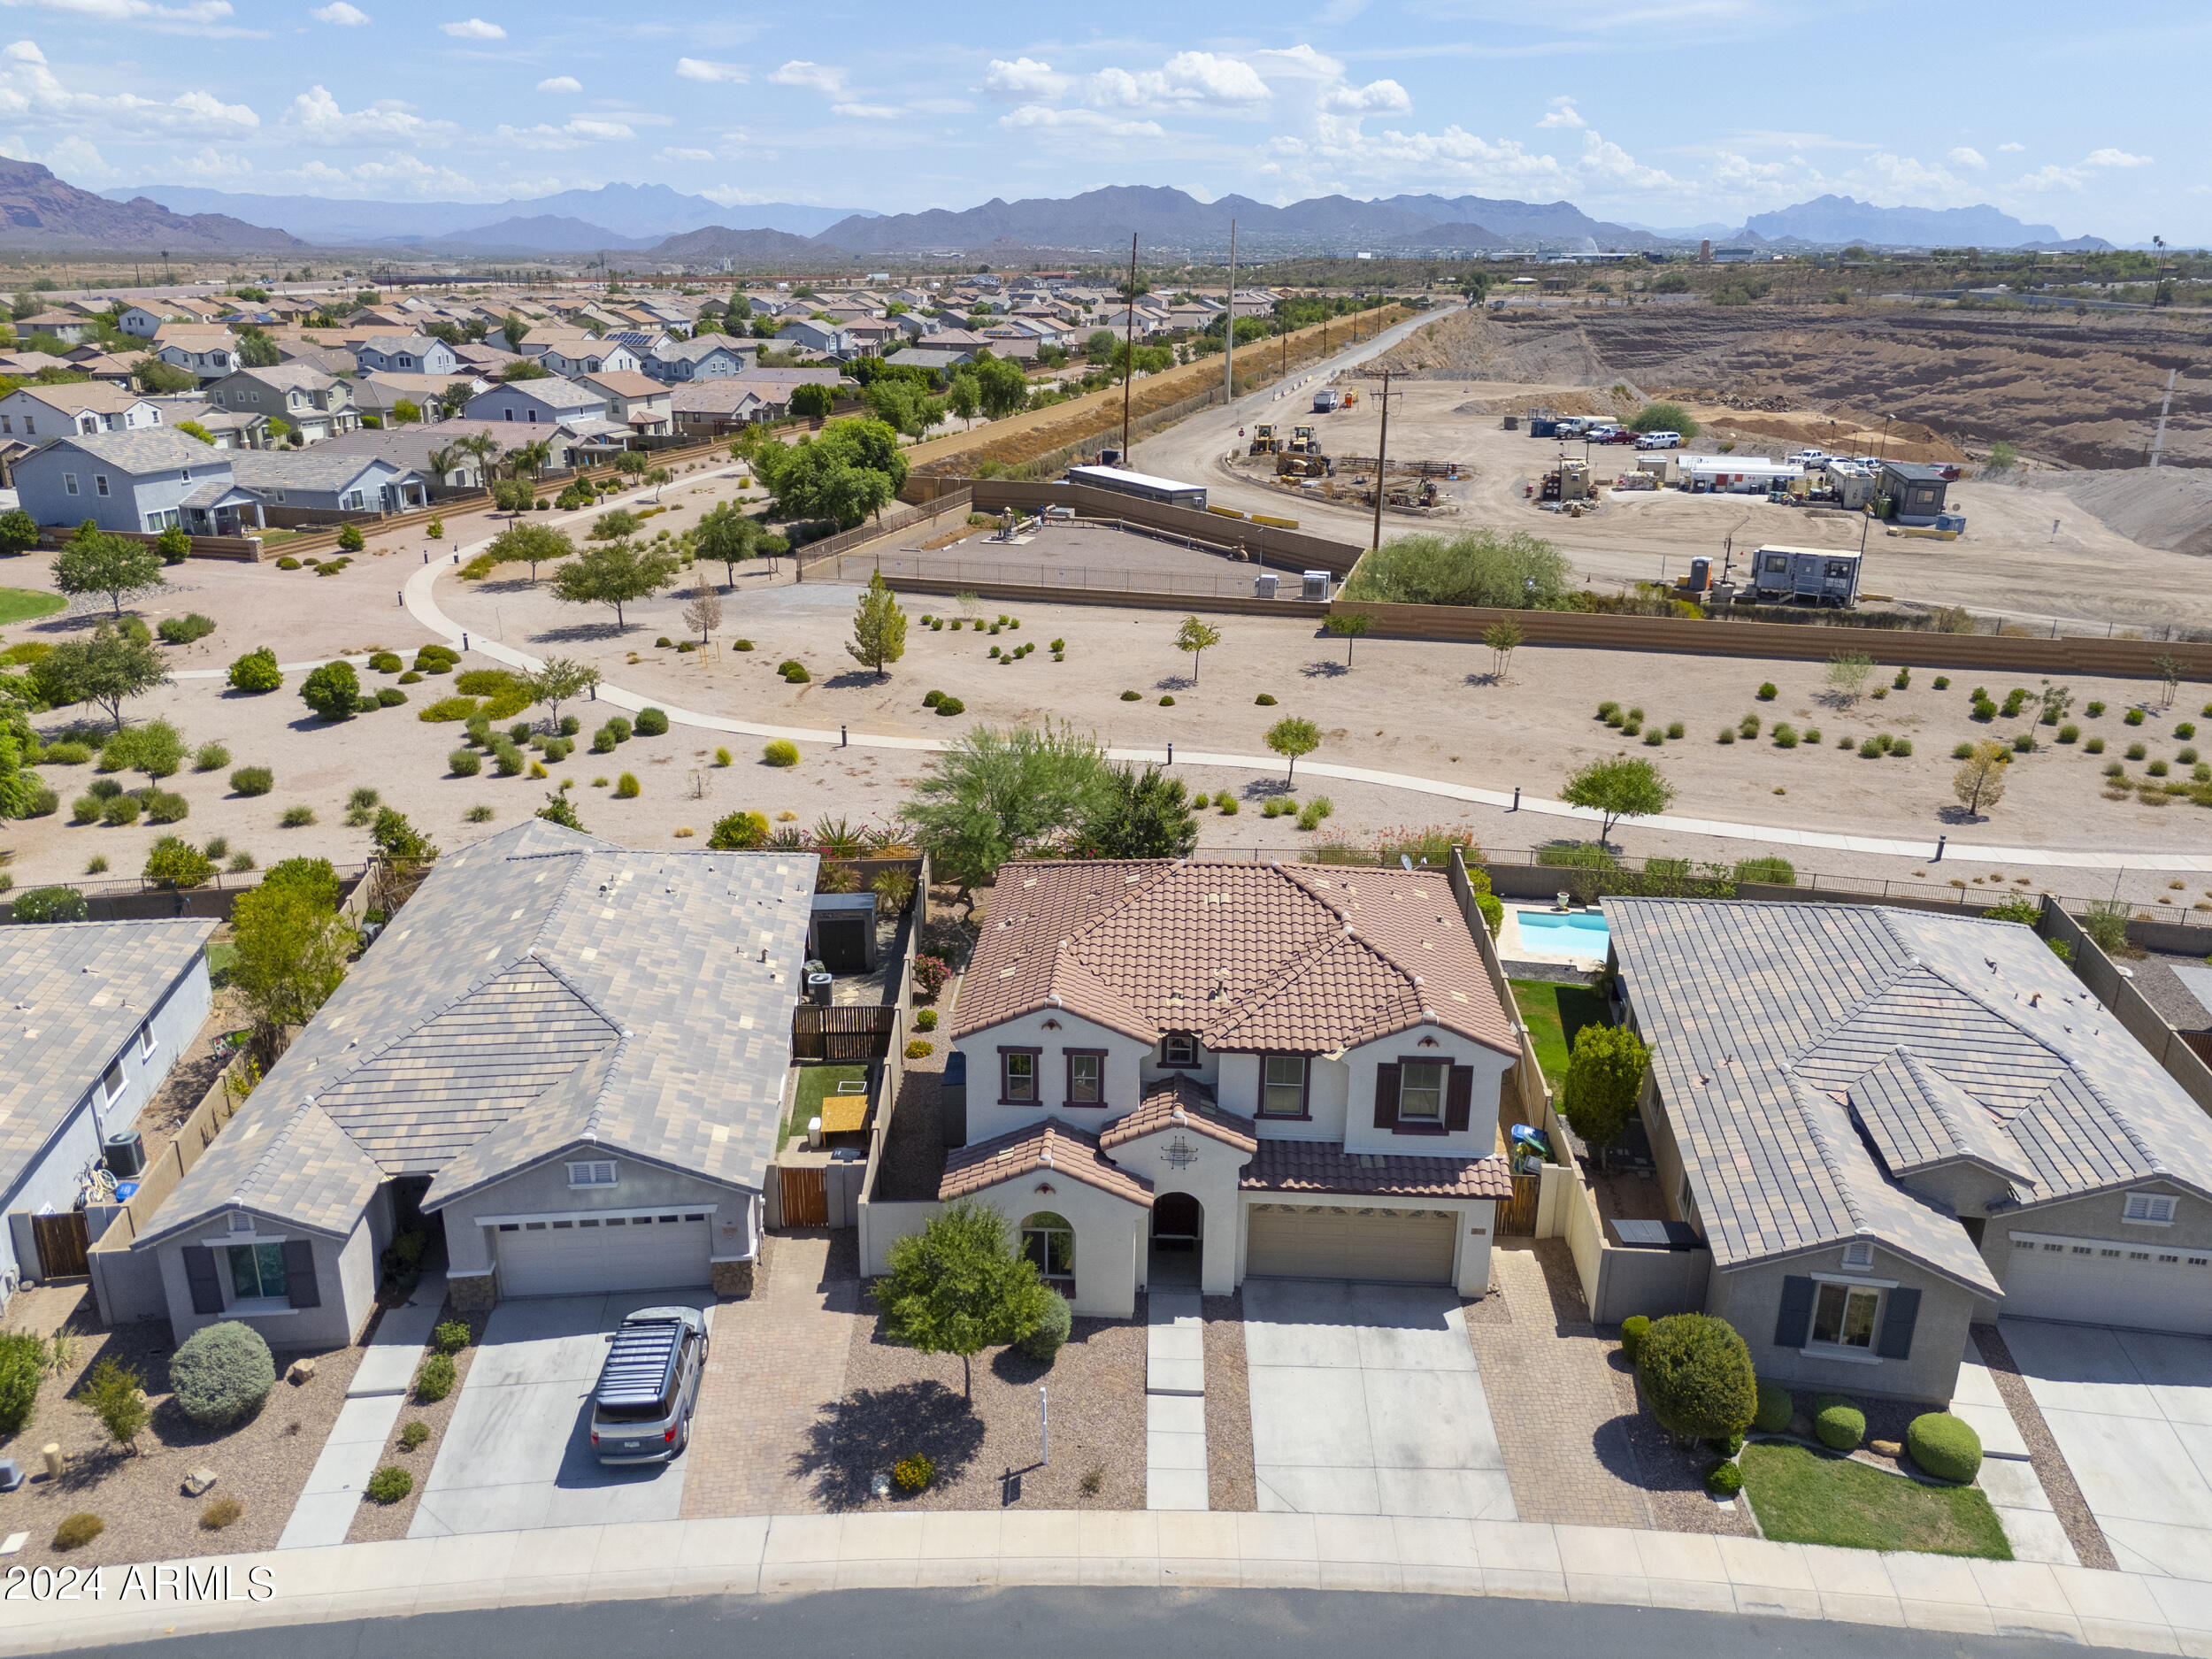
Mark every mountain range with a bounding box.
[0,157,303,252]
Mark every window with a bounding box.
[566,1160,618,1187]
[2124,1193,2177,1225]
[1399,1060,1446,1121]
[63,471,78,495]
[94,474,110,496]
[227,1241,288,1303]
[1020,1211,1074,1286]
[1810,1282,1879,1351]
[1261,1054,1309,1117]
[102,1058,127,1104]
[1066,1050,1103,1105]
[24,417,35,434]
[136,1022,157,1059]
[1000,1048,1038,1104]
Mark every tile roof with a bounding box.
[8,381,150,414]
[939,1118,1153,1207]
[953,861,1517,1059]
[1605,898,2212,1291]
[0,920,214,1201]
[1099,1075,1257,1156]
[226,449,411,492]
[1240,1140,1513,1199]
[137,821,818,1246]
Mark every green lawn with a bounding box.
[1739,1440,2012,1559]
[784,1062,870,1150]
[1509,979,1609,1089]
[0,588,65,626]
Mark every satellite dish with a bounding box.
[1400,855,1414,871]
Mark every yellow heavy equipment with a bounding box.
[1288,424,1319,454]
[1249,424,1280,456]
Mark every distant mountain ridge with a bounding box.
[0,157,299,251]
[1740,195,2095,250]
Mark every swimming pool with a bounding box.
[1513,906,1611,956]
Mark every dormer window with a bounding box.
[1160,1033,1197,1068]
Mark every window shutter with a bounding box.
[1445,1066,1474,1133]
[182,1245,223,1315]
[282,1238,321,1309]
[1774,1275,1816,1348]
[1876,1286,1920,1360]
[1373,1064,1401,1131]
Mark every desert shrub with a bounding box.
[1641,729,1662,746]
[603,715,633,742]
[1813,1395,1866,1451]
[449,747,481,777]
[101,793,142,826]
[764,739,801,767]
[936,696,964,716]
[1738,713,1760,740]
[2127,741,2147,760]
[904,1039,933,1059]
[335,523,366,552]
[1772,724,1798,749]
[635,706,669,735]
[398,670,423,684]
[280,804,315,826]
[1120,689,1141,701]
[614,772,640,798]
[157,611,217,645]
[275,556,301,571]
[413,1352,457,1403]
[781,663,810,683]
[200,1495,243,1530]
[2148,759,2170,777]
[0,1331,43,1432]
[1707,1461,1744,1496]
[2057,723,2079,743]
[2085,736,2106,754]
[1159,695,1175,706]
[1018,1288,1072,1363]
[1753,1379,1793,1434]
[732,639,753,652]
[491,741,525,777]
[1755,682,1777,701]
[227,645,283,693]
[366,1465,413,1504]
[432,1320,471,1356]
[1717,728,1735,744]
[542,737,572,762]
[1618,1315,1651,1363]
[369,650,403,673]
[1906,1412,1983,1483]
[1891,738,1912,757]
[2124,707,2145,726]
[1932,675,1950,689]
[1732,855,1794,886]
[12,886,88,923]
[707,810,769,849]
[377,687,407,708]
[1893,668,1909,690]
[1635,1314,1756,1440]
[401,1419,432,1450]
[171,1320,277,1426]
[53,1513,104,1551]
[914,1008,939,1032]
[40,740,92,765]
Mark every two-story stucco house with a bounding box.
[578,371,673,437]
[520,332,642,380]
[774,318,855,358]
[0,381,164,440]
[203,365,361,446]
[353,334,461,378]
[151,329,241,383]
[13,428,265,535]
[640,335,757,383]
[464,379,611,427]
[897,860,1517,1319]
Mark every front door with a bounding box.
[1153,1192,1202,1251]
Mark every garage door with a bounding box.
[495,1213,712,1298]
[1245,1203,1456,1285]
[2003,1233,2212,1334]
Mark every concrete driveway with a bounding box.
[2001,1317,2212,1579]
[409,1293,714,1539]
[1242,1278,1514,1519]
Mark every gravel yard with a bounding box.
[805,1287,1148,1513]
[0,1286,365,1568]
[1202,1292,1256,1512]
[342,1297,488,1544]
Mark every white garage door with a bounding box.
[2003,1233,2212,1334]
[495,1213,712,1298]
[1245,1203,1456,1285]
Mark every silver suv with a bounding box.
[588,1306,708,1465]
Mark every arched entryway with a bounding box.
[1149,1192,1203,1291]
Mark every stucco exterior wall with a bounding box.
[15,446,235,534]
[156,1213,375,1350]
[1110,1125,1248,1295]
[955,1010,1153,1146]
[1341,1032,1513,1161]
[1981,1179,2212,1285]
[1708,1242,1985,1405]
[957,1174,1145,1320]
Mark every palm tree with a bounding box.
[455,432,502,482]
[426,445,462,486]
[510,438,553,480]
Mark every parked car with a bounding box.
[588,1306,708,1465]
[1635,430,1682,449]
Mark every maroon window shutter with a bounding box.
[1373,1064,1401,1130]
[1445,1066,1474,1133]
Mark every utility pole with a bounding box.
[1371,370,1397,550]
[1223,219,1235,403]
[1120,232,1137,462]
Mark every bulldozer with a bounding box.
[1277,451,1332,479]
[1248,423,1280,456]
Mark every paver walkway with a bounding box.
[1147,1271,1209,1512]
[680,1231,864,1517]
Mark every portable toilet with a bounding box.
[1686,557,1711,593]
[1302,570,1332,601]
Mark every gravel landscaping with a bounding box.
[1201,1292,1256,1512]
[343,1297,489,1544]
[804,1285,1147,1512]
[0,1287,365,1568]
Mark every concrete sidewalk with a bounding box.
[11,1509,2212,1655]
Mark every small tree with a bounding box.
[536,790,586,831]
[1635,1314,1756,1441]
[680,570,723,644]
[878,1200,1054,1400]
[108,718,187,785]
[946,373,980,427]
[154,522,193,565]
[1824,650,1874,707]
[1071,764,1197,858]
[1325,611,1371,664]
[788,381,833,419]
[1172,615,1221,683]
[229,877,351,1060]
[524,657,601,727]
[27,621,169,728]
[1952,739,2009,818]
[0,507,42,556]
[2156,653,2182,709]
[370,806,440,875]
[1559,755,1674,844]
[81,1357,150,1453]
[485,522,573,580]
[144,834,216,889]
[549,541,680,630]
[1265,716,1320,781]
[847,571,907,680]
[902,723,1112,900]
[299,659,362,721]
[1561,1023,1647,1170]
[1482,618,1524,679]
[51,532,165,616]
[695,503,767,588]
[390,398,422,426]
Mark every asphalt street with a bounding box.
[125,1586,2142,1659]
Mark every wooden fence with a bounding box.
[35,525,262,563]
[792,1004,899,1063]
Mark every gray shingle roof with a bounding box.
[34,427,218,475]
[1606,899,2212,1292]
[0,920,213,1200]
[136,820,818,1246]
[224,449,411,493]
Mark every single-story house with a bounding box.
[886,347,975,376]
[354,334,461,378]
[64,349,147,386]
[450,342,526,377]
[900,860,1518,1318]
[204,365,362,445]
[226,447,429,514]
[1604,898,2212,1405]
[4,920,215,1304]
[0,381,165,440]
[170,405,267,449]
[14,428,265,535]
[579,371,673,436]
[125,820,816,1345]
[465,379,611,427]
[315,424,494,489]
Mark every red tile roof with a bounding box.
[938,1118,1153,1207]
[954,860,1515,1058]
[1241,1140,1514,1200]
[1100,1075,1257,1156]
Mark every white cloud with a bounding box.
[173,142,250,177]
[1322,78,1409,115]
[535,74,580,93]
[998,104,1164,140]
[676,57,746,83]
[657,145,713,162]
[1947,146,1985,170]
[563,116,630,139]
[985,56,1064,96]
[769,59,846,96]
[907,96,973,116]
[285,83,449,144]
[1087,51,1269,111]
[1997,141,2024,153]
[272,153,478,195]
[831,102,899,119]
[310,1,365,21]
[439,16,503,38]
[489,115,634,150]
[2011,148,2152,195]
[19,132,111,180]
[0,0,256,35]
[2084,147,2150,168]
[1536,94,1583,129]
[1250,44,1341,80]
[0,38,260,135]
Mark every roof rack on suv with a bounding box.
[595,1317,680,1411]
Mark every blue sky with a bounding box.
[0,0,2199,241]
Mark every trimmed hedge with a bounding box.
[1906,1412,1983,1483]
[170,1321,276,1427]
[1706,1461,1744,1497]
[1618,1315,1651,1364]
[1753,1379,1793,1435]
[1813,1394,1866,1452]
[634,706,669,736]
[1018,1289,1072,1363]
[1635,1314,1757,1440]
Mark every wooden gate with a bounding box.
[32,1210,91,1278]
[779,1166,828,1229]
[1497,1173,1540,1237]
[792,1005,897,1063]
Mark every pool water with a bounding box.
[1514,907,1611,956]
